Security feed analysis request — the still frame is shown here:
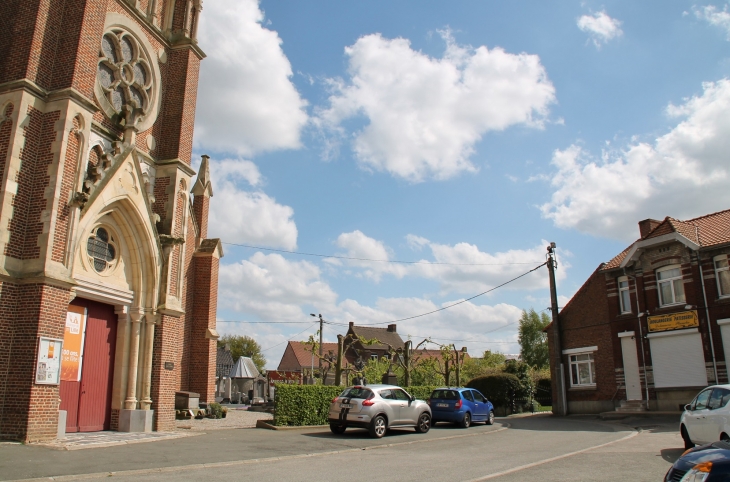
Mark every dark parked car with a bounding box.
[665,441,730,481]
[428,387,495,428]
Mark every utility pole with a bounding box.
[547,242,567,416]
[311,313,324,372]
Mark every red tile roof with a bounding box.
[281,341,340,370]
[604,208,730,270]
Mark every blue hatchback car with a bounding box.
[428,387,495,428]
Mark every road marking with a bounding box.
[463,430,639,481]
[14,425,511,481]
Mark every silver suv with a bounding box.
[328,384,432,438]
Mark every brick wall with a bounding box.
[155,49,200,165]
[192,193,208,239]
[150,313,180,432]
[6,107,59,260]
[547,267,615,408]
[0,283,69,442]
[0,104,13,186]
[152,175,170,229]
[51,115,80,263]
[179,214,197,392]
[188,251,218,402]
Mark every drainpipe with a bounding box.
[697,251,718,384]
[626,269,650,404]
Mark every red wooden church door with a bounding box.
[59,299,117,432]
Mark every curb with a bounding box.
[256,420,328,430]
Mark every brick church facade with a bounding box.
[0,0,221,442]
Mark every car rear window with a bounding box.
[431,389,459,400]
[340,387,373,399]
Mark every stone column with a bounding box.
[124,311,143,409]
[139,312,157,410]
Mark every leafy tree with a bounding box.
[218,334,266,373]
[518,309,551,369]
[410,357,445,386]
[462,350,507,381]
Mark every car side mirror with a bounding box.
[685,404,692,412]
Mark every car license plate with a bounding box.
[436,403,448,408]
[341,403,353,408]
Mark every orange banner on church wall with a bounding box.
[61,305,86,382]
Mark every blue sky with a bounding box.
[193,1,730,368]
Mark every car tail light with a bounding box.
[362,399,375,406]
[332,397,338,403]
[455,399,462,409]
[427,399,431,406]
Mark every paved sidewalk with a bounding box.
[176,409,272,431]
[32,431,200,451]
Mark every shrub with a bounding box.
[466,373,522,408]
[208,402,223,419]
[274,384,440,426]
[274,385,342,426]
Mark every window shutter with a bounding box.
[649,331,707,388]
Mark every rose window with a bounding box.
[86,227,117,273]
[97,30,153,117]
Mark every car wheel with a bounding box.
[460,412,471,428]
[681,425,695,450]
[369,415,387,438]
[329,423,346,435]
[486,410,495,425]
[415,412,431,433]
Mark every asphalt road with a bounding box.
[0,414,684,481]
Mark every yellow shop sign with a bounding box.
[647,310,699,333]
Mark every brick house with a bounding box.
[0,0,221,442]
[547,209,730,414]
[277,341,340,373]
[345,322,405,363]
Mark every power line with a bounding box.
[216,321,311,324]
[261,323,318,353]
[221,241,543,266]
[327,261,547,326]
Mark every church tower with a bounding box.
[0,0,220,442]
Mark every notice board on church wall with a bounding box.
[35,337,63,385]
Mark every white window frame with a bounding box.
[617,276,631,313]
[563,347,597,387]
[715,255,730,298]
[656,264,686,307]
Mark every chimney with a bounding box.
[387,324,397,332]
[638,219,661,239]
[224,343,230,351]
[349,321,354,329]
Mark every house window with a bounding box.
[618,276,631,313]
[370,354,378,361]
[715,255,730,298]
[569,353,596,387]
[656,265,686,307]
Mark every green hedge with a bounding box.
[466,373,521,408]
[274,384,440,426]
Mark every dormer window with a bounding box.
[716,255,730,298]
[618,276,631,313]
[657,265,686,307]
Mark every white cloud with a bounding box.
[195,0,308,155]
[694,4,730,39]
[540,79,730,240]
[207,159,298,249]
[315,30,555,182]
[577,11,623,48]
[327,230,560,293]
[219,253,337,321]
